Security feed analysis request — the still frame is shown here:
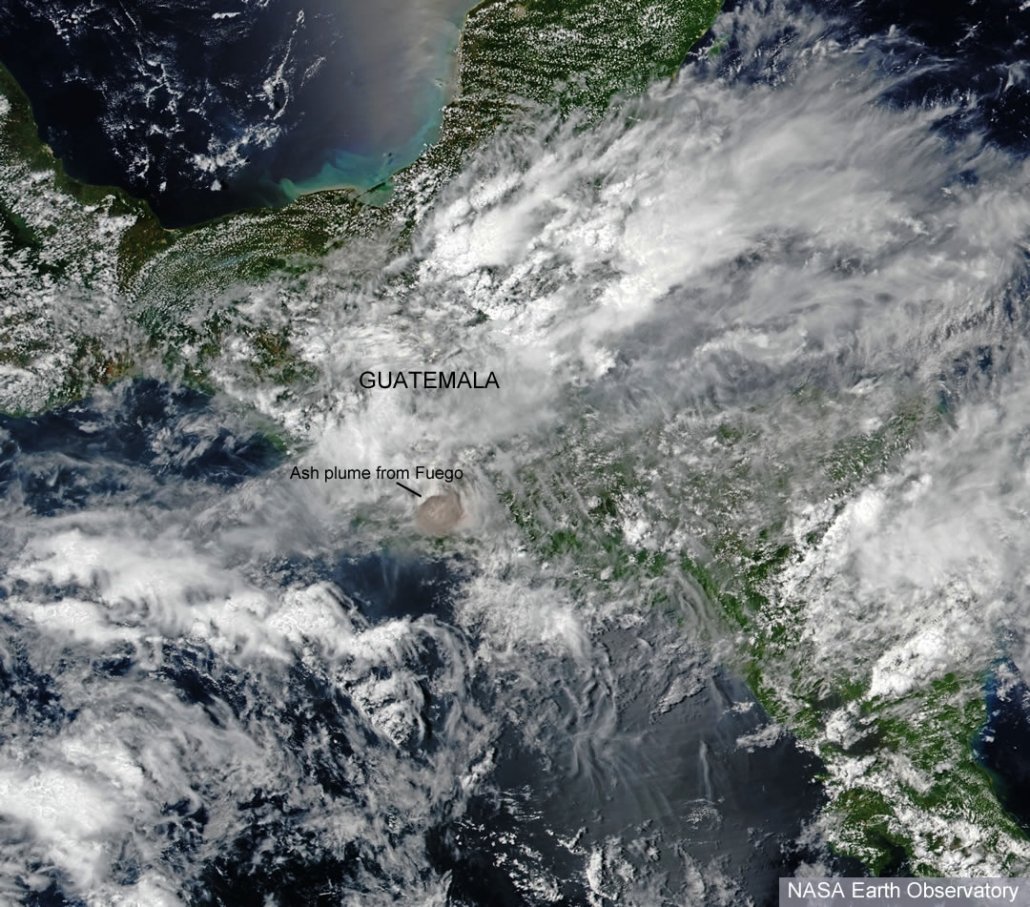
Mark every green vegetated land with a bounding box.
[497,383,1029,875]
[0,0,722,413]
[16,0,1013,877]
[2,0,1020,879]
[1,0,1017,876]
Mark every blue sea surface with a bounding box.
[0,379,830,903]
[976,661,1030,832]
[0,0,476,227]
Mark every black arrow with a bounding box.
[396,481,422,498]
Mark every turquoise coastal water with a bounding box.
[0,0,479,226]
[278,0,479,202]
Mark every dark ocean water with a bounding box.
[976,663,1030,833]
[717,0,1030,155]
[0,382,829,903]
[0,0,472,227]
[8,0,1030,898]
[6,0,1030,227]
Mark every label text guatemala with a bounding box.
[359,370,499,390]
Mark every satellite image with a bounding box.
[1,0,1030,904]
